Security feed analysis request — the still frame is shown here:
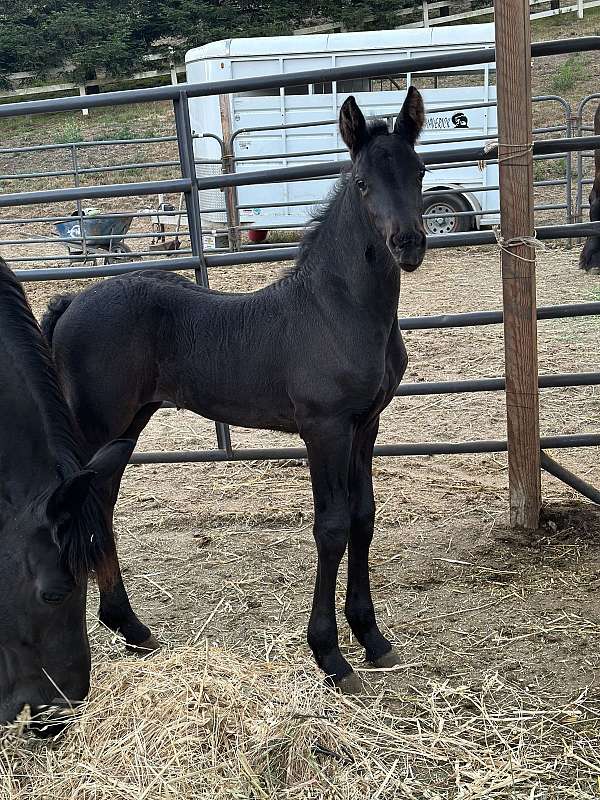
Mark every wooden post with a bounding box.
[493,0,542,529]
[169,47,178,86]
[422,1,430,27]
[79,85,89,116]
[218,94,241,251]
[578,0,585,19]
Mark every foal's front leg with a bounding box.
[86,403,161,653]
[97,475,159,652]
[345,419,402,667]
[302,419,362,692]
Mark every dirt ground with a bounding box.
[2,37,600,791]
[0,94,596,780]
[18,243,599,714]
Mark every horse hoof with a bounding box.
[370,647,402,669]
[335,671,363,695]
[126,635,161,656]
[588,266,600,274]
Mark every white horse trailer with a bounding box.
[186,25,499,240]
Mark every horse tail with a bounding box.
[40,293,75,346]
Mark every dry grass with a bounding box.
[1,644,599,800]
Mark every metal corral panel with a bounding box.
[186,25,498,229]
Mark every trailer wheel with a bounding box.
[422,193,472,235]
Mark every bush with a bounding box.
[111,124,137,141]
[550,56,586,93]
[534,158,567,182]
[53,120,85,144]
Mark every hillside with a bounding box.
[1,11,599,151]
[0,8,598,234]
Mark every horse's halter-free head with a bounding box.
[339,88,428,272]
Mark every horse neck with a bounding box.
[299,181,401,323]
[0,354,77,502]
[0,267,81,500]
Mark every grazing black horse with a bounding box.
[580,100,600,273]
[42,90,427,691]
[0,257,134,727]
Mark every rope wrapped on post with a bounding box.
[479,140,534,170]
[492,227,546,263]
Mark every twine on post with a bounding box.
[493,226,545,263]
[477,140,533,170]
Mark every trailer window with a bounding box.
[429,69,489,89]
[410,73,439,90]
[369,75,407,91]
[337,78,370,93]
[284,84,310,95]
[313,81,333,94]
[337,76,407,93]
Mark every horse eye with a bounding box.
[356,179,367,193]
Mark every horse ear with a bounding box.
[340,95,369,158]
[84,438,136,482]
[394,86,425,145]
[46,439,135,530]
[47,472,95,530]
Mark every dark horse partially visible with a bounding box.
[43,90,427,691]
[0,257,134,727]
[580,100,600,273]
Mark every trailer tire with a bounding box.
[422,193,472,235]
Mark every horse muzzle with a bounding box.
[387,230,427,272]
[28,698,84,737]
[0,697,84,736]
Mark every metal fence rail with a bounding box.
[0,34,598,507]
[0,94,573,251]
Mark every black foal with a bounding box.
[43,89,427,690]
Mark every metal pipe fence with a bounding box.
[0,134,593,209]
[0,93,577,260]
[0,35,598,504]
[8,221,600,280]
[223,93,573,242]
[129,433,600,468]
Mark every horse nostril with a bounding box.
[389,232,425,251]
[389,232,405,250]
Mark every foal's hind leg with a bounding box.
[302,419,361,692]
[94,403,162,651]
[345,419,401,668]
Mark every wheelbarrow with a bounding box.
[54,213,134,265]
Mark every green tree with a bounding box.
[0,0,419,85]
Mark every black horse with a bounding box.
[0,257,134,727]
[580,100,600,273]
[43,90,427,691]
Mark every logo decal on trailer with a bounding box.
[452,112,469,128]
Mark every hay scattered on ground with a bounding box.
[1,645,599,799]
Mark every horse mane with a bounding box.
[0,258,117,587]
[294,170,352,272]
[0,259,81,461]
[293,118,391,274]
